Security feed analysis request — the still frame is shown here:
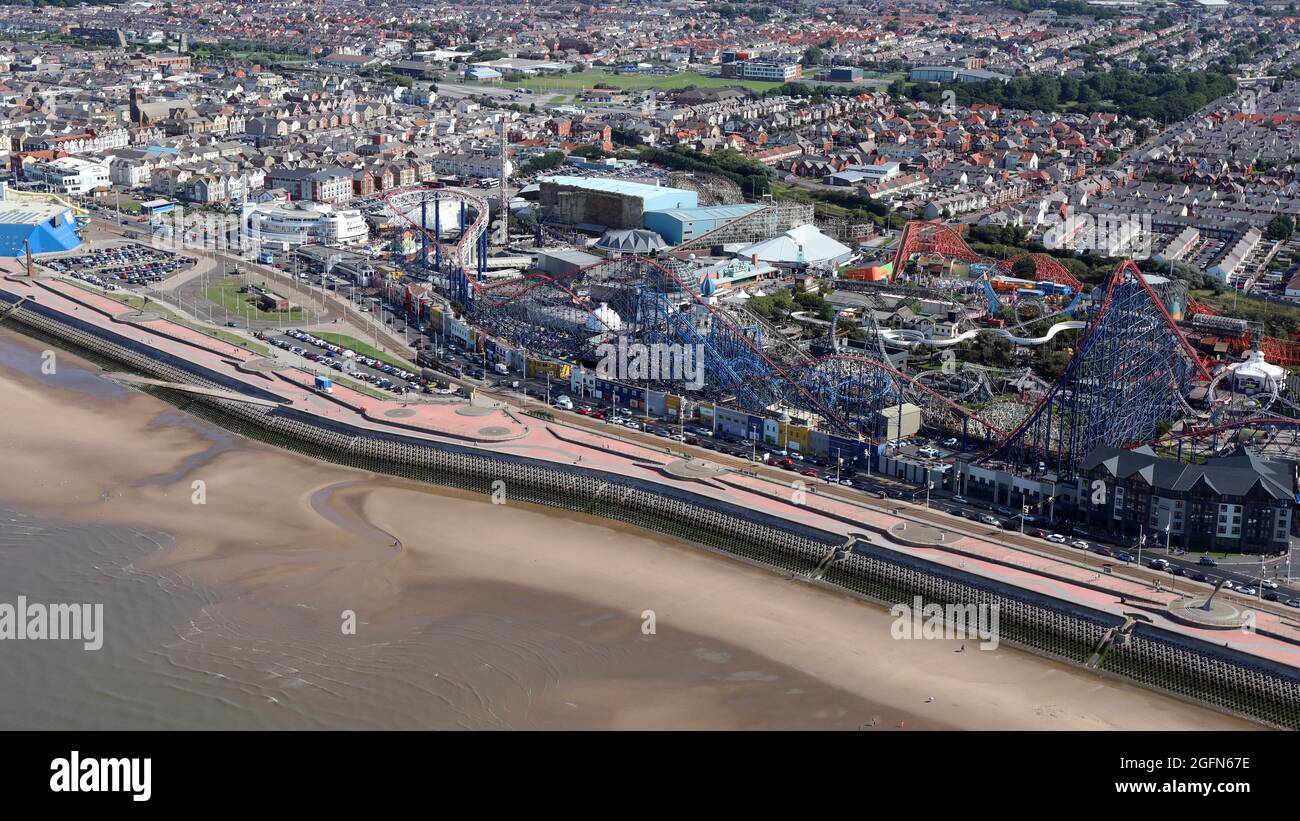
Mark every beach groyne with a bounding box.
[3,293,1298,729]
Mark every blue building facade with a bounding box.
[642,204,766,245]
[0,205,82,256]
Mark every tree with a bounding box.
[1266,215,1295,242]
[801,46,823,67]
[1012,256,1038,279]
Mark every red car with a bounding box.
[575,407,590,416]
[591,411,606,420]
[801,469,819,477]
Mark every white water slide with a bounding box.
[879,320,1087,349]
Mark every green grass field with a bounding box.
[503,69,778,95]
[68,283,272,356]
[204,276,312,322]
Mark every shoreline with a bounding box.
[0,327,1255,729]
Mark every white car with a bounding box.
[1236,586,1258,596]
[1260,579,1279,590]
[1045,534,1067,544]
[1070,540,1089,550]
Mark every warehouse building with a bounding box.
[642,204,766,245]
[0,202,82,256]
[539,176,697,231]
[909,66,1011,84]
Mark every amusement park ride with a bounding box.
[397,206,1300,481]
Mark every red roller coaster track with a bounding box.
[891,220,1084,292]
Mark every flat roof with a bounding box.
[542,175,695,200]
[0,203,70,225]
[646,204,765,221]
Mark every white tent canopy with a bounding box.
[737,224,852,268]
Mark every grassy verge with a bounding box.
[311,332,415,370]
[66,283,272,356]
[204,275,313,322]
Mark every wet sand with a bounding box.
[0,329,1254,729]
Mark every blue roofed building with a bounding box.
[0,202,83,256]
[463,66,503,82]
[539,175,698,230]
[642,204,766,245]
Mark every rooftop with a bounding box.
[542,175,695,201]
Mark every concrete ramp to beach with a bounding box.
[103,373,284,407]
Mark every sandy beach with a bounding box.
[0,329,1254,729]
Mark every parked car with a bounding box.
[1197,556,1219,567]
[1148,558,1170,569]
[1070,540,1089,550]
[979,514,1001,527]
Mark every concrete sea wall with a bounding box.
[4,297,1298,729]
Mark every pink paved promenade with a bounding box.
[6,273,1300,670]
